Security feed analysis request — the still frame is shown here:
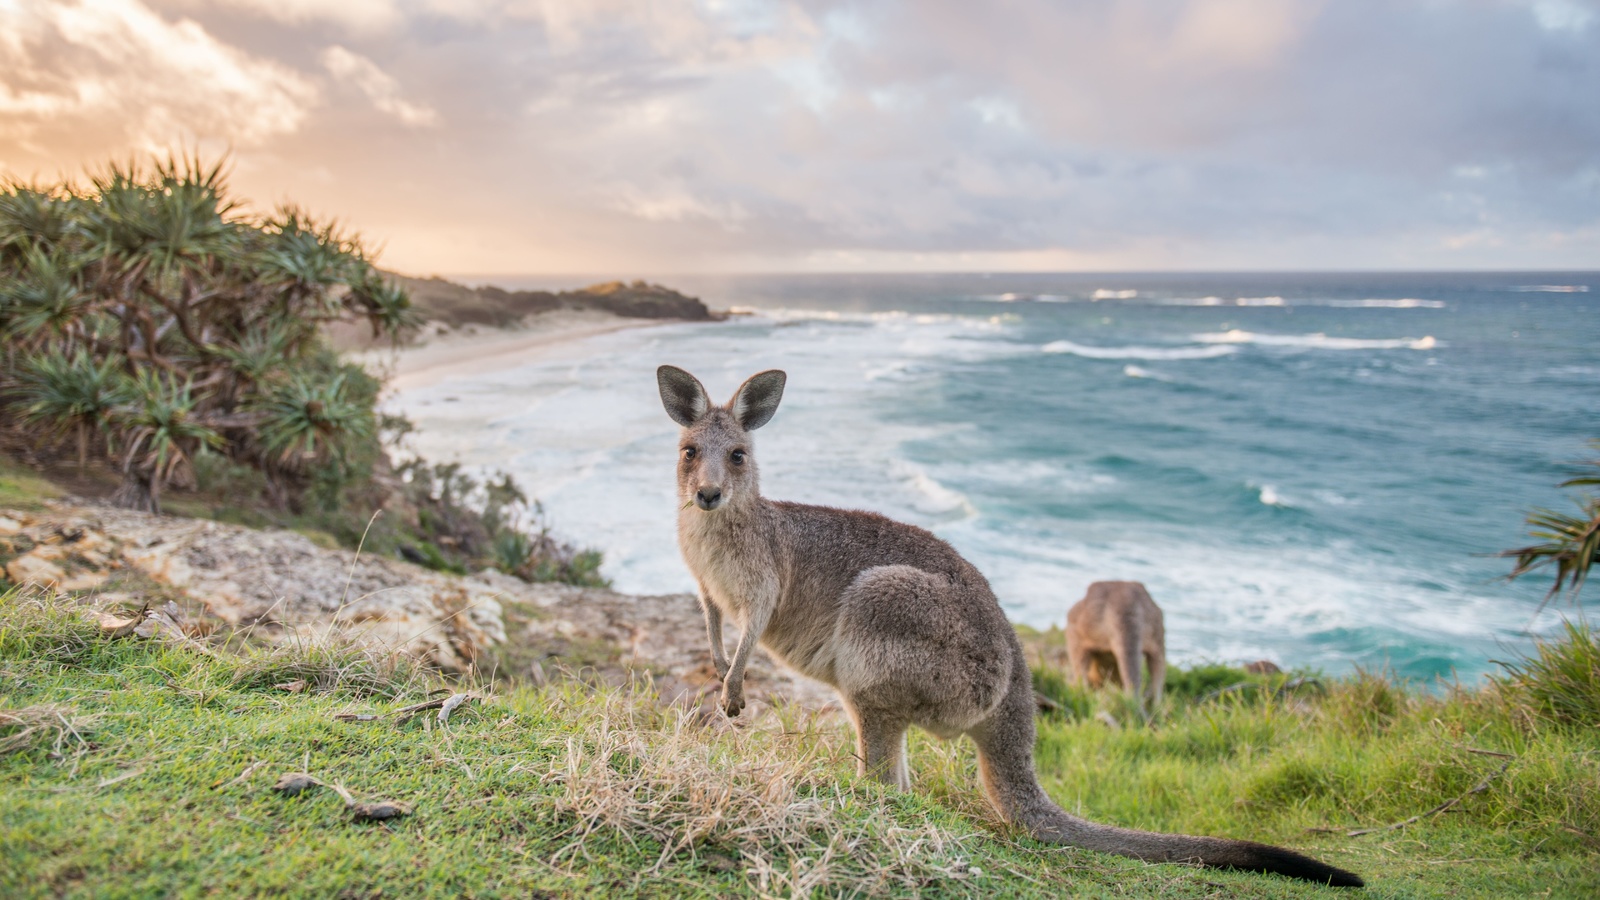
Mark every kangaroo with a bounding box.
[657,365,1363,888]
[1066,581,1167,709]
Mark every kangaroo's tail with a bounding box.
[973,665,1364,888]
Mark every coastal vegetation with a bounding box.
[1502,440,1600,605]
[0,158,604,587]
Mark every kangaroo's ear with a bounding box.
[657,365,710,427]
[730,369,786,431]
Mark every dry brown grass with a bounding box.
[0,704,97,757]
[536,684,993,898]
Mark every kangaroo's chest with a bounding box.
[678,514,778,618]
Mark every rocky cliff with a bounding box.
[1,503,833,715]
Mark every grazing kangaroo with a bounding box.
[1066,581,1167,709]
[656,365,1363,888]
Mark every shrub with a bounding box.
[1492,620,1600,730]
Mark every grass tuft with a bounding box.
[0,704,97,757]
[539,684,984,896]
[226,636,433,701]
[1492,619,1600,730]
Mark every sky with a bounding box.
[1,0,1597,276]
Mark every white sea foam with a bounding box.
[1155,296,1444,309]
[1041,339,1237,360]
[1257,484,1287,507]
[889,458,977,520]
[1195,330,1439,351]
[975,292,1072,303]
[1511,284,1589,292]
[1091,288,1138,300]
[1327,298,1447,309]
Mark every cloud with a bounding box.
[2,0,1596,272]
[0,0,317,160]
[157,0,403,33]
[321,45,438,127]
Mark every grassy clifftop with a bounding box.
[3,586,1597,899]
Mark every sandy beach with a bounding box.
[356,309,667,391]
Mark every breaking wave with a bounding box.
[1194,330,1439,351]
[1041,340,1237,360]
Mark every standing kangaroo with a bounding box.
[1066,581,1167,710]
[657,365,1363,888]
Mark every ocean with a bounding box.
[384,272,1599,682]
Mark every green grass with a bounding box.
[0,458,64,511]
[2,588,1597,898]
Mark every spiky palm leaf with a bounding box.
[2,245,94,349]
[346,267,419,337]
[254,368,376,470]
[15,349,129,467]
[85,157,238,280]
[113,370,223,510]
[216,321,300,390]
[1505,442,1600,605]
[0,184,82,261]
[256,207,362,312]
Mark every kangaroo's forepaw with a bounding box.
[720,683,745,718]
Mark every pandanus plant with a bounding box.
[0,155,415,513]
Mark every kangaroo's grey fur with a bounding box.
[656,365,1363,888]
[1067,581,1167,709]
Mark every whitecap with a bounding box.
[1234,296,1286,306]
[889,458,977,520]
[1327,298,1447,309]
[1041,339,1237,360]
[1195,330,1440,351]
[1091,289,1138,300]
[1258,485,1287,507]
[1511,285,1589,292]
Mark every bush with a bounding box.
[1492,620,1600,730]
[0,158,414,513]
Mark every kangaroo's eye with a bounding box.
[682,447,697,460]
[730,449,746,465]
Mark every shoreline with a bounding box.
[354,310,679,391]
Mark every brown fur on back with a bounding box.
[1066,580,1167,708]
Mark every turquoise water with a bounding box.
[393,272,1599,682]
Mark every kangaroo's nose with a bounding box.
[695,486,723,510]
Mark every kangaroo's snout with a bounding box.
[695,485,724,511]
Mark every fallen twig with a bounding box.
[437,692,477,725]
[271,771,413,822]
[1347,759,1513,837]
[96,768,144,789]
[213,760,266,790]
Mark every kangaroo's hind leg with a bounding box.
[1145,649,1166,708]
[832,564,1015,789]
[846,704,911,790]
